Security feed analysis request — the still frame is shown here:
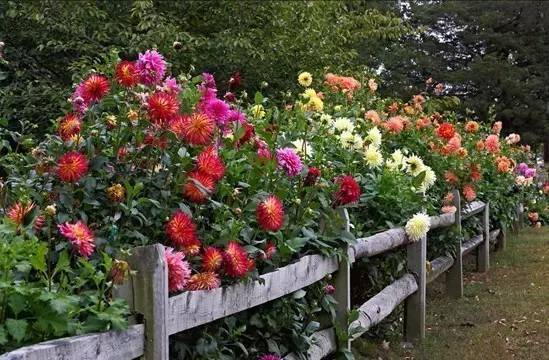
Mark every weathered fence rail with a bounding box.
[2,193,512,360]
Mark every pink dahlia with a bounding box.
[202,98,230,126]
[136,50,166,86]
[485,135,500,154]
[164,246,191,293]
[333,175,361,206]
[256,195,285,232]
[161,76,181,95]
[275,148,303,177]
[201,72,216,89]
[58,221,95,257]
[227,109,247,124]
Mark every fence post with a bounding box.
[334,208,351,351]
[404,234,426,342]
[446,189,463,298]
[478,203,490,272]
[123,244,169,360]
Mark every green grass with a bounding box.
[352,227,549,360]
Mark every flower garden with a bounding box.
[0,49,547,359]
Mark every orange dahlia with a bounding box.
[223,241,249,278]
[202,246,223,272]
[196,147,225,181]
[115,60,139,87]
[58,221,95,257]
[7,201,36,226]
[147,91,179,126]
[462,184,476,202]
[476,140,485,151]
[81,74,110,103]
[256,195,284,232]
[57,151,88,182]
[436,123,455,140]
[444,171,459,185]
[464,120,479,133]
[166,210,201,255]
[470,164,481,182]
[170,113,215,146]
[183,171,216,203]
[186,272,221,291]
[58,113,82,141]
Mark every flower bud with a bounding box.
[172,41,182,50]
[45,204,57,217]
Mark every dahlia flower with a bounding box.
[136,50,166,86]
[495,156,513,173]
[186,272,221,291]
[81,74,110,103]
[485,135,500,154]
[201,72,216,89]
[405,155,425,176]
[261,241,277,260]
[276,148,303,177]
[444,171,459,185]
[106,183,125,203]
[166,210,201,255]
[365,110,381,124]
[161,76,181,95]
[147,91,179,125]
[256,195,285,232]
[58,221,95,257]
[324,284,336,295]
[476,140,485,151]
[436,123,456,140]
[441,205,457,214]
[385,149,406,171]
[250,104,266,119]
[405,213,430,242]
[170,113,215,146]
[332,117,354,132]
[443,192,455,205]
[236,121,255,146]
[492,121,502,135]
[291,139,314,157]
[58,113,81,142]
[304,167,321,186]
[7,201,35,226]
[524,168,536,178]
[324,73,361,95]
[419,166,437,193]
[464,120,479,133]
[257,146,273,163]
[202,98,230,126]
[115,60,139,87]
[368,78,378,92]
[366,127,382,148]
[364,145,383,168]
[164,246,191,293]
[258,354,282,360]
[183,171,215,203]
[516,162,529,175]
[202,247,223,272]
[223,241,249,278]
[384,116,404,134]
[462,184,476,202]
[333,175,361,206]
[298,72,313,87]
[57,151,89,182]
[196,147,225,181]
[505,133,520,145]
[339,131,363,150]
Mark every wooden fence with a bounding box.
[1,190,509,360]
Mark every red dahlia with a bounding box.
[333,175,361,206]
[115,60,139,87]
[58,113,82,141]
[436,123,456,140]
[170,113,215,146]
[186,272,221,291]
[304,166,321,186]
[147,91,179,126]
[196,147,225,181]
[183,171,216,203]
[236,121,255,146]
[202,246,223,272]
[256,195,284,232]
[165,210,201,255]
[223,241,249,278]
[81,74,110,103]
[57,151,89,183]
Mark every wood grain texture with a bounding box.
[478,203,490,272]
[167,254,339,335]
[446,189,463,298]
[461,201,485,219]
[0,325,145,360]
[429,212,455,229]
[283,328,337,360]
[461,234,484,257]
[405,235,426,342]
[349,274,418,340]
[352,228,409,260]
[426,256,454,284]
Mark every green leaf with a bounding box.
[6,319,27,342]
[30,243,48,273]
[254,91,264,104]
[0,326,7,345]
[292,289,306,299]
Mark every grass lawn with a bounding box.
[352,227,549,360]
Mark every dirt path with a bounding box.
[353,227,549,360]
